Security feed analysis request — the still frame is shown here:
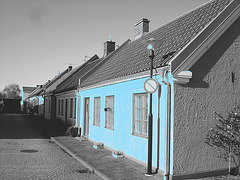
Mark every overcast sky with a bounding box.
[0,0,210,91]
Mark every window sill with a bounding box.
[105,126,114,130]
[132,133,147,139]
[93,124,100,127]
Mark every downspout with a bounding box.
[158,67,171,180]
[165,71,171,180]
[156,83,161,173]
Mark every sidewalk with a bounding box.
[24,115,163,180]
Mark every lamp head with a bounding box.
[141,38,163,50]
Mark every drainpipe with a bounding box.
[165,72,171,180]
[159,67,171,180]
[156,84,161,173]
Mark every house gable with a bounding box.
[173,16,240,176]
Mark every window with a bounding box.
[94,97,101,126]
[105,96,114,130]
[133,93,148,137]
[48,99,51,113]
[61,99,64,116]
[70,98,73,118]
[58,99,60,115]
[74,98,76,119]
[45,99,47,112]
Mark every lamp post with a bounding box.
[142,38,163,175]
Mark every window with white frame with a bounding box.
[70,98,73,118]
[133,93,148,137]
[105,96,114,130]
[94,97,101,126]
[61,99,63,116]
[74,98,76,119]
[58,99,60,115]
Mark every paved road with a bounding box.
[0,113,101,180]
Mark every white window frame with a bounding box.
[94,97,101,127]
[132,93,148,138]
[105,96,114,130]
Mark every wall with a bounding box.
[55,91,77,126]
[173,18,240,175]
[2,99,21,113]
[78,75,173,174]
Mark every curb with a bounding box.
[51,137,111,180]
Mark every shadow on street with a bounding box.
[0,113,49,139]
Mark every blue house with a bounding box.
[76,0,240,179]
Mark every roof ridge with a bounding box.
[133,0,216,43]
[54,54,99,92]
[80,39,131,87]
[79,0,234,88]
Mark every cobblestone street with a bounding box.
[0,113,102,180]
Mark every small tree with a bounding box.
[3,84,21,99]
[0,91,6,99]
[205,107,240,175]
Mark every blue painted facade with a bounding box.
[77,73,174,174]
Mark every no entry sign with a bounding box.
[143,78,158,94]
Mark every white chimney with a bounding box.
[134,18,150,40]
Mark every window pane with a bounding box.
[142,121,148,134]
[133,93,148,136]
[94,97,101,126]
[105,96,114,129]
[74,98,76,119]
[61,99,63,116]
[70,98,73,118]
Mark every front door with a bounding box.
[65,99,68,125]
[83,98,89,136]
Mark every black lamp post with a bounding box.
[142,38,162,176]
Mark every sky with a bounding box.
[0,0,210,91]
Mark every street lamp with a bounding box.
[141,38,163,176]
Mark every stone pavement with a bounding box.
[0,114,101,180]
[24,115,163,180]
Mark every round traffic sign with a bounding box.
[143,78,158,94]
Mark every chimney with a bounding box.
[134,18,150,40]
[68,66,72,72]
[104,40,115,57]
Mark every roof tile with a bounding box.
[81,0,232,87]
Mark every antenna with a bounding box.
[63,63,77,66]
[83,55,90,62]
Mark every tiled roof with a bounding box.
[28,69,69,98]
[45,66,80,95]
[81,0,233,87]
[22,87,36,92]
[54,54,101,93]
